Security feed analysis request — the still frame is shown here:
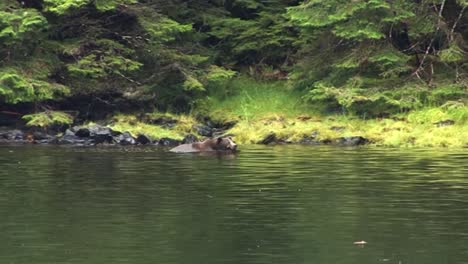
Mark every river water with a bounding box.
[0,145,467,264]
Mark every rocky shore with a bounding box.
[0,123,370,147]
[0,125,186,146]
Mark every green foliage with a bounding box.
[439,45,465,63]
[22,111,73,127]
[207,2,297,65]
[94,0,137,11]
[0,9,47,46]
[0,69,69,104]
[206,66,237,83]
[44,0,137,14]
[0,0,466,131]
[200,77,312,121]
[135,6,192,43]
[43,0,89,14]
[183,76,204,91]
[288,0,468,116]
[67,39,142,79]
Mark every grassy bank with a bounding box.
[106,78,467,147]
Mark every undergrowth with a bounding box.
[107,114,197,140]
[197,78,468,147]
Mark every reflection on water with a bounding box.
[0,145,467,264]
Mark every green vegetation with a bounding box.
[108,114,197,140]
[201,78,467,147]
[0,0,467,147]
[23,111,73,128]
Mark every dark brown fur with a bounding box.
[170,137,237,153]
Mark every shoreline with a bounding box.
[1,113,466,148]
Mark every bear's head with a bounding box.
[215,136,237,151]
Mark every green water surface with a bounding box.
[0,145,467,264]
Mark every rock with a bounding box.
[206,120,216,128]
[259,132,277,145]
[182,134,198,144]
[158,138,181,146]
[55,134,86,145]
[212,128,226,138]
[94,133,113,144]
[222,120,238,130]
[136,134,152,145]
[334,136,369,146]
[75,128,91,138]
[148,116,178,127]
[89,125,114,144]
[0,130,24,141]
[64,129,75,137]
[89,125,113,137]
[297,115,312,121]
[193,124,213,137]
[116,132,136,145]
[36,137,56,144]
[330,126,346,132]
[434,120,455,127]
[32,131,51,141]
[299,132,320,145]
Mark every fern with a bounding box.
[23,111,73,127]
[439,45,465,63]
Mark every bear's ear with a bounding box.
[216,137,222,144]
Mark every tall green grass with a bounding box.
[203,77,314,121]
[198,77,468,147]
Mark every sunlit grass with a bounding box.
[227,115,467,147]
[202,78,467,147]
[205,77,315,122]
[107,114,197,140]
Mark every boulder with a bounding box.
[193,124,213,137]
[89,125,113,137]
[32,131,51,141]
[136,134,152,145]
[116,132,137,145]
[158,138,181,146]
[182,134,198,144]
[75,128,91,138]
[212,128,226,138]
[55,134,86,145]
[334,136,369,146]
[148,116,178,126]
[299,132,320,145]
[89,125,114,144]
[434,120,455,127]
[36,136,57,144]
[0,130,24,141]
[64,129,75,137]
[330,126,346,132]
[259,132,277,145]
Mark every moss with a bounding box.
[226,114,467,147]
[107,114,198,140]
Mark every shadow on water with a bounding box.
[0,145,467,264]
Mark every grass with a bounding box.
[203,77,314,122]
[96,78,467,147]
[199,77,468,147]
[226,111,467,147]
[107,114,198,140]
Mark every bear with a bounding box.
[170,137,237,153]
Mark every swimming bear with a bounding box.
[170,137,237,153]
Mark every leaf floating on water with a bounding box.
[353,240,367,245]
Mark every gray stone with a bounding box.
[136,134,152,145]
[259,132,277,145]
